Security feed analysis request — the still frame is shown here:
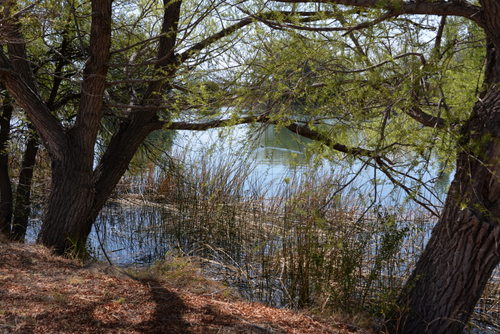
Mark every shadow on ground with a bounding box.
[0,243,338,333]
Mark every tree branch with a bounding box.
[72,0,112,163]
[256,9,399,33]
[373,157,440,217]
[177,10,331,64]
[141,0,183,104]
[405,106,447,129]
[165,114,392,163]
[177,17,254,65]
[165,114,270,130]
[272,0,485,27]
[0,1,67,159]
[329,52,427,74]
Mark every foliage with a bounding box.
[225,14,486,209]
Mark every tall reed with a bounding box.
[110,151,498,330]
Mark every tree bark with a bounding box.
[390,88,500,334]
[36,152,96,255]
[0,98,13,236]
[11,128,38,241]
[33,0,112,256]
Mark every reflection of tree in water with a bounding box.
[252,125,311,166]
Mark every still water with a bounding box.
[171,124,446,202]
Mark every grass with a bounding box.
[125,252,238,298]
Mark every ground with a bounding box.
[0,241,375,334]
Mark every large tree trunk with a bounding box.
[391,9,500,333]
[33,0,112,255]
[36,116,162,255]
[11,129,38,241]
[19,0,177,256]
[391,86,500,333]
[36,153,96,255]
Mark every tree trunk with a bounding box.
[36,153,96,256]
[92,116,163,212]
[11,128,38,241]
[36,115,162,255]
[0,99,13,236]
[391,86,500,333]
[390,9,500,333]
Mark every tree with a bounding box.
[234,1,499,333]
[0,93,13,235]
[0,0,205,252]
[0,0,311,253]
[0,90,39,241]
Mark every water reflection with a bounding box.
[252,126,311,166]
[93,203,169,265]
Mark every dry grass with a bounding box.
[0,242,376,334]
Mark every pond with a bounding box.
[170,124,448,203]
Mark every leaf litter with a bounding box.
[0,242,375,334]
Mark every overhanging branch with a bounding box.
[271,0,485,27]
[164,114,391,163]
[164,114,270,130]
[163,113,439,215]
[405,106,447,129]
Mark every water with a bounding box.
[170,124,447,206]
[172,124,312,190]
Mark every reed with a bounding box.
[108,152,498,330]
